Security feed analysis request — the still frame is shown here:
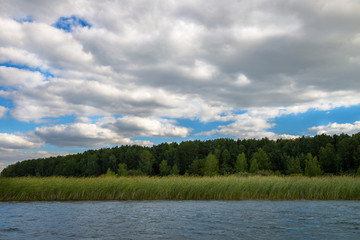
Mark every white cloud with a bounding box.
[0,18,93,71]
[0,17,24,45]
[104,116,191,138]
[0,0,360,156]
[197,109,299,140]
[23,21,94,69]
[0,47,46,69]
[0,106,8,118]
[180,60,218,80]
[0,133,43,151]
[309,121,360,136]
[234,73,251,86]
[168,19,205,56]
[35,123,134,147]
[34,116,191,148]
[0,66,46,88]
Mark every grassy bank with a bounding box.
[1,176,360,201]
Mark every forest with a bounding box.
[2,133,360,177]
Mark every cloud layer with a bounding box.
[1,0,360,167]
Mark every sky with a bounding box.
[1,0,360,171]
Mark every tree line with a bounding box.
[2,133,360,177]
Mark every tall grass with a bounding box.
[1,176,360,201]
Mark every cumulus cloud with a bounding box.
[0,18,93,72]
[104,116,191,138]
[1,0,360,161]
[0,66,46,88]
[180,60,218,80]
[309,121,360,136]
[35,123,134,148]
[234,74,251,86]
[0,47,46,69]
[2,1,360,118]
[0,106,8,118]
[197,109,299,140]
[34,116,190,147]
[0,133,43,151]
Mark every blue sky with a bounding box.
[1,0,360,171]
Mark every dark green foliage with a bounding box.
[319,143,339,174]
[127,169,145,176]
[105,168,116,177]
[220,149,233,174]
[203,153,219,176]
[353,145,360,169]
[235,152,248,173]
[188,159,205,176]
[170,164,180,175]
[117,163,128,176]
[159,160,170,176]
[286,156,302,175]
[221,163,233,175]
[305,153,323,177]
[251,148,270,170]
[84,153,101,176]
[138,150,154,175]
[249,158,259,173]
[3,133,360,177]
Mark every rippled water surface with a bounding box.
[1,201,360,239]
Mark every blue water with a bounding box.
[1,201,360,239]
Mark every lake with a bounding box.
[1,201,360,239]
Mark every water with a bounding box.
[1,201,360,240]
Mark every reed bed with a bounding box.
[1,176,360,201]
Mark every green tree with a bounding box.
[251,148,270,170]
[108,154,118,172]
[105,168,116,177]
[221,163,233,175]
[357,166,360,176]
[304,153,322,177]
[170,164,180,175]
[117,163,128,176]
[319,143,339,174]
[188,159,205,176]
[336,136,355,172]
[138,149,154,175]
[84,153,101,176]
[203,153,219,176]
[62,158,78,177]
[221,149,231,165]
[286,156,302,175]
[353,145,360,170]
[235,152,248,173]
[220,149,233,175]
[249,158,259,173]
[159,160,171,176]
